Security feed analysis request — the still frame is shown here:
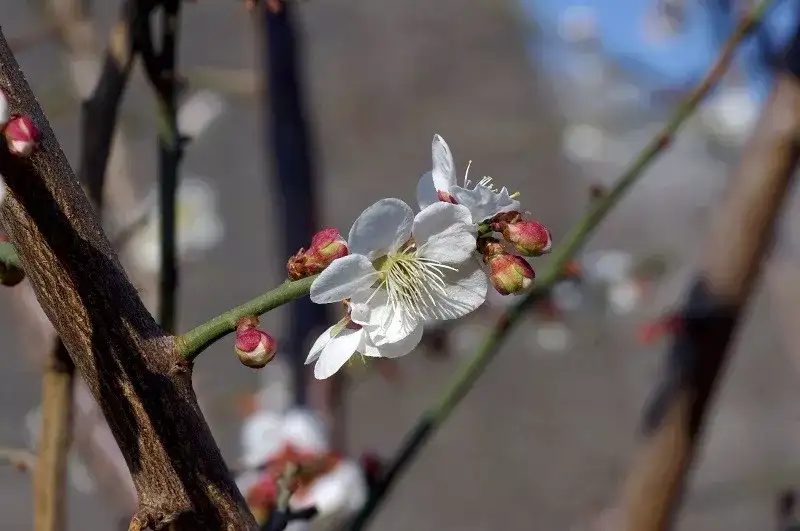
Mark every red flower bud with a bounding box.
[235,327,277,368]
[488,211,523,232]
[309,228,348,262]
[4,115,40,157]
[486,253,535,295]
[287,228,348,280]
[502,220,552,257]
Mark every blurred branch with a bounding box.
[138,0,183,333]
[343,1,774,528]
[34,342,74,531]
[0,21,256,531]
[260,0,336,444]
[260,462,319,531]
[615,38,800,531]
[177,275,316,361]
[0,447,37,472]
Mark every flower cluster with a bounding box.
[237,409,367,527]
[287,134,551,379]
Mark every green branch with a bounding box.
[345,0,775,528]
[177,274,316,361]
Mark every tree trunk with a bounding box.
[0,29,256,530]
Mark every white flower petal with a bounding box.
[350,289,417,345]
[419,259,488,321]
[306,325,337,364]
[347,198,414,258]
[363,321,424,358]
[281,408,329,454]
[314,328,364,379]
[310,255,377,304]
[291,460,367,517]
[431,134,457,191]
[240,410,284,468]
[416,170,439,210]
[413,202,476,264]
[450,184,520,223]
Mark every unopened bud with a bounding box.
[502,220,552,257]
[287,228,348,280]
[4,115,40,157]
[0,90,9,130]
[235,326,277,369]
[309,228,348,262]
[486,253,534,295]
[477,236,505,259]
[489,211,523,232]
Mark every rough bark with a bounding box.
[34,1,140,529]
[0,28,256,530]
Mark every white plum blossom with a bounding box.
[307,198,488,378]
[417,134,520,224]
[128,176,224,273]
[239,408,328,471]
[290,459,368,527]
[235,408,367,530]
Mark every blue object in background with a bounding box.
[519,0,800,107]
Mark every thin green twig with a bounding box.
[177,275,317,361]
[344,0,774,528]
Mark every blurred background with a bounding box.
[2,0,800,529]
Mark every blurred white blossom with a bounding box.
[127,176,224,273]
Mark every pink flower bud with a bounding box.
[235,327,277,369]
[488,211,523,232]
[0,90,9,129]
[502,220,552,257]
[309,228,348,263]
[486,253,535,295]
[4,115,40,157]
[287,228,348,280]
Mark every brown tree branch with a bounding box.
[31,2,146,529]
[614,55,800,531]
[0,27,256,531]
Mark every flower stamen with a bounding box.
[463,160,473,187]
[372,244,459,326]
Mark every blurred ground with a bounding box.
[1,0,800,530]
